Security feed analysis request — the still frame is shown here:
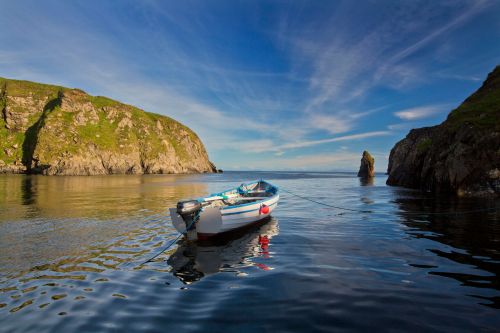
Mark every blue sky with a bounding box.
[1,0,499,171]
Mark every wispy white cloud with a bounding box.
[0,2,294,155]
[237,150,389,171]
[0,1,496,172]
[277,0,492,113]
[387,123,414,131]
[306,106,388,135]
[272,152,361,169]
[247,131,391,153]
[435,72,482,82]
[394,104,450,120]
[375,0,493,80]
[278,131,391,150]
[308,113,353,135]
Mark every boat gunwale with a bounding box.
[201,180,279,211]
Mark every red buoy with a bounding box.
[259,235,269,245]
[260,204,270,215]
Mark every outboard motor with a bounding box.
[176,200,203,241]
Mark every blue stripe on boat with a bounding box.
[221,202,277,216]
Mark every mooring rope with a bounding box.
[138,211,200,267]
[280,188,373,213]
[137,186,498,267]
[280,187,500,216]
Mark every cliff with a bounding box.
[386,66,500,196]
[0,77,217,175]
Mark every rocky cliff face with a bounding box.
[0,77,217,175]
[386,66,500,196]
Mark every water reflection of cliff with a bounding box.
[168,217,280,284]
[0,174,209,220]
[394,196,500,308]
[0,174,208,274]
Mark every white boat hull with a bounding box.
[170,181,279,239]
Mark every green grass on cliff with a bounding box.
[143,111,198,160]
[36,100,196,162]
[416,138,432,153]
[91,96,119,109]
[0,78,62,164]
[0,76,207,170]
[446,66,500,131]
[0,77,64,99]
[0,128,25,164]
[78,110,120,150]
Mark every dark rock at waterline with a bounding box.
[357,150,375,178]
[386,65,500,197]
[207,162,222,173]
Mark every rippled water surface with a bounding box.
[0,172,499,332]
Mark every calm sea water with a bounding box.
[0,172,499,332]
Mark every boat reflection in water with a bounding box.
[168,217,279,284]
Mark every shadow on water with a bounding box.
[21,176,36,206]
[394,195,500,308]
[167,217,279,284]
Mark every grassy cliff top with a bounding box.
[0,76,199,138]
[0,76,65,94]
[0,76,209,171]
[446,66,500,130]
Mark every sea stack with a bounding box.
[386,65,500,197]
[357,150,375,178]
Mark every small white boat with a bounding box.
[169,180,279,240]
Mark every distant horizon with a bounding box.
[1,1,499,171]
[213,170,385,174]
